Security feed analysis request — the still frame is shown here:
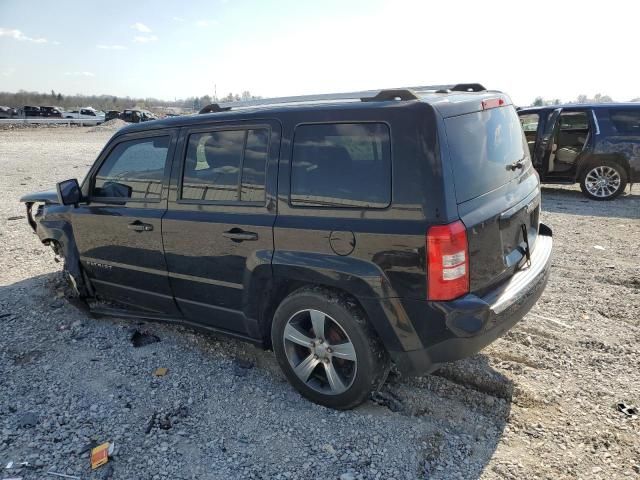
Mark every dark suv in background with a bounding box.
[22,106,42,117]
[40,106,63,118]
[21,84,553,409]
[518,104,640,200]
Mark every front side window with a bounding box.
[290,123,391,208]
[93,136,170,200]
[181,128,269,203]
[610,109,640,134]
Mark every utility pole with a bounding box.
[214,83,217,101]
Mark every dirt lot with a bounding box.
[1,128,639,479]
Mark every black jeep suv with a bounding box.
[518,104,640,200]
[21,84,553,409]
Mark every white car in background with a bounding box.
[63,107,105,121]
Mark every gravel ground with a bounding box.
[1,128,639,480]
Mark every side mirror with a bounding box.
[56,178,82,206]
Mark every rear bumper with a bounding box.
[391,223,553,375]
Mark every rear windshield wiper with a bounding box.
[507,156,526,171]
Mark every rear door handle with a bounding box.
[128,221,153,232]
[222,229,258,242]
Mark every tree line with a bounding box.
[0,90,262,112]
[530,93,640,106]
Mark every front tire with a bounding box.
[579,160,627,200]
[271,287,388,409]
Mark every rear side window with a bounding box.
[181,128,269,203]
[93,136,169,200]
[290,123,391,208]
[610,109,640,134]
[445,106,527,203]
[519,113,540,132]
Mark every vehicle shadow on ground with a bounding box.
[541,186,640,219]
[1,272,512,479]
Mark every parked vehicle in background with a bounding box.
[105,110,121,121]
[63,107,104,120]
[120,109,157,123]
[40,106,63,118]
[20,83,553,409]
[0,106,18,118]
[22,106,42,117]
[518,104,640,200]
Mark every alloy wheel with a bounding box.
[584,166,621,198]
[282,309,357,395]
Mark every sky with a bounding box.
[1,0,639,106]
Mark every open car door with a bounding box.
[534,108,562,178]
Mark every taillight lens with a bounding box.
[427,221,469,301]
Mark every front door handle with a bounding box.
[128,221,153,232]
[222,229,258,242]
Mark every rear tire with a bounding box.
[579,160,627,200]
[271,287,388,409]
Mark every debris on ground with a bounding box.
[232,358,254,377]
[593,245,606,250]
[46,471,81,479]
[370,390,404,413]
[153,367,168,377]
[90,442,112,470]
[4,461,29,469]
[130,329,160,348]
[144,412,157,435]
[617,402,638,418]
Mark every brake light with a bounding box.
[481,98,505,110]
[427,221,469,301]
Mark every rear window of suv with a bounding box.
[445,106,527,203]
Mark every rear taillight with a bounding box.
[427,220,469,301]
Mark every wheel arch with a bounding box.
[37,219,92,297]
[257,257,423,354]
[576,152,631,181]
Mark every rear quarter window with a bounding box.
[445,106,528,203]
[290,123,391,208]
[610,109,640,134]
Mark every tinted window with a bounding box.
[290,123,391,208]
[445,106,527,203]
[610,109,640,134]
[559,112,589,129]
[519,113,540,132]
[182,129,269,203]
[93,136,169,200]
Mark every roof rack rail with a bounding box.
[197,83,489,114]
[360,89,419,102]
[198,104,231,114]
[430,83,487,93]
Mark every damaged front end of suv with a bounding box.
[20,186,92,298]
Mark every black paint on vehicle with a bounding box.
[21,84,553,409]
